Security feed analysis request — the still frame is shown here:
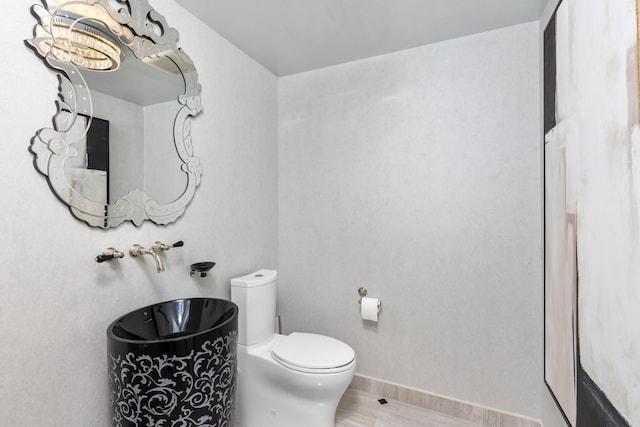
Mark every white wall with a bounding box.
[278,22,543,417]
[144,99,185,204]
[92,90,145,200]
[0,1,277,425]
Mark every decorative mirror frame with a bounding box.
[27,0,203,227]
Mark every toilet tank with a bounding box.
[230,269,278,346]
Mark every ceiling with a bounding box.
[174,0,548,76]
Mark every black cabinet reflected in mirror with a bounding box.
[26,0,203,227]
[85,116,109,180]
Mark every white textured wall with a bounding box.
[144,100,186,204]
[278,22,542,417]
[0,1,277,425]
[91,90,145,200]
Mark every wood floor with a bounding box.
[336,388,483,427]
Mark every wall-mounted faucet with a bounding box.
[129,244,164,273]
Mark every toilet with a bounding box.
[230,269,356,427]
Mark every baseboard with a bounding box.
[349,374,542,427]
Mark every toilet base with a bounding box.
[235,335,356,427]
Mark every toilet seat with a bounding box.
[271,332,355,374]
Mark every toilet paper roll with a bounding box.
[361,297,380,322]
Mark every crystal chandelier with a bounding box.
[35,14,121,71]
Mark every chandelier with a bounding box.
[35,14,121,72]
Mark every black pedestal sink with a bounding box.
[107,298,238,427]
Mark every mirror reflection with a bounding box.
[27,0,203,228]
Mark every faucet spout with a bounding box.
[129,244,165,273]
[148,248,164,273]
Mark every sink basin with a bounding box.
[107,298,238,427]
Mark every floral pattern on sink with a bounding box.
[109,330,237,427]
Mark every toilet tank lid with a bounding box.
[230,269,277,288]
[272,332,355,370]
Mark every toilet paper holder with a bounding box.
[358,287,382,309]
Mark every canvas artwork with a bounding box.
[543,5,579,425]
[544,122,578,426]
[543,0,636,425]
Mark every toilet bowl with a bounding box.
[231,270,356,427]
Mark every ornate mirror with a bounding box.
[26,0,203,228]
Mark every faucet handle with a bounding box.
[96,247,125,263]
[96,254,115,263]
[152,240,184,252]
